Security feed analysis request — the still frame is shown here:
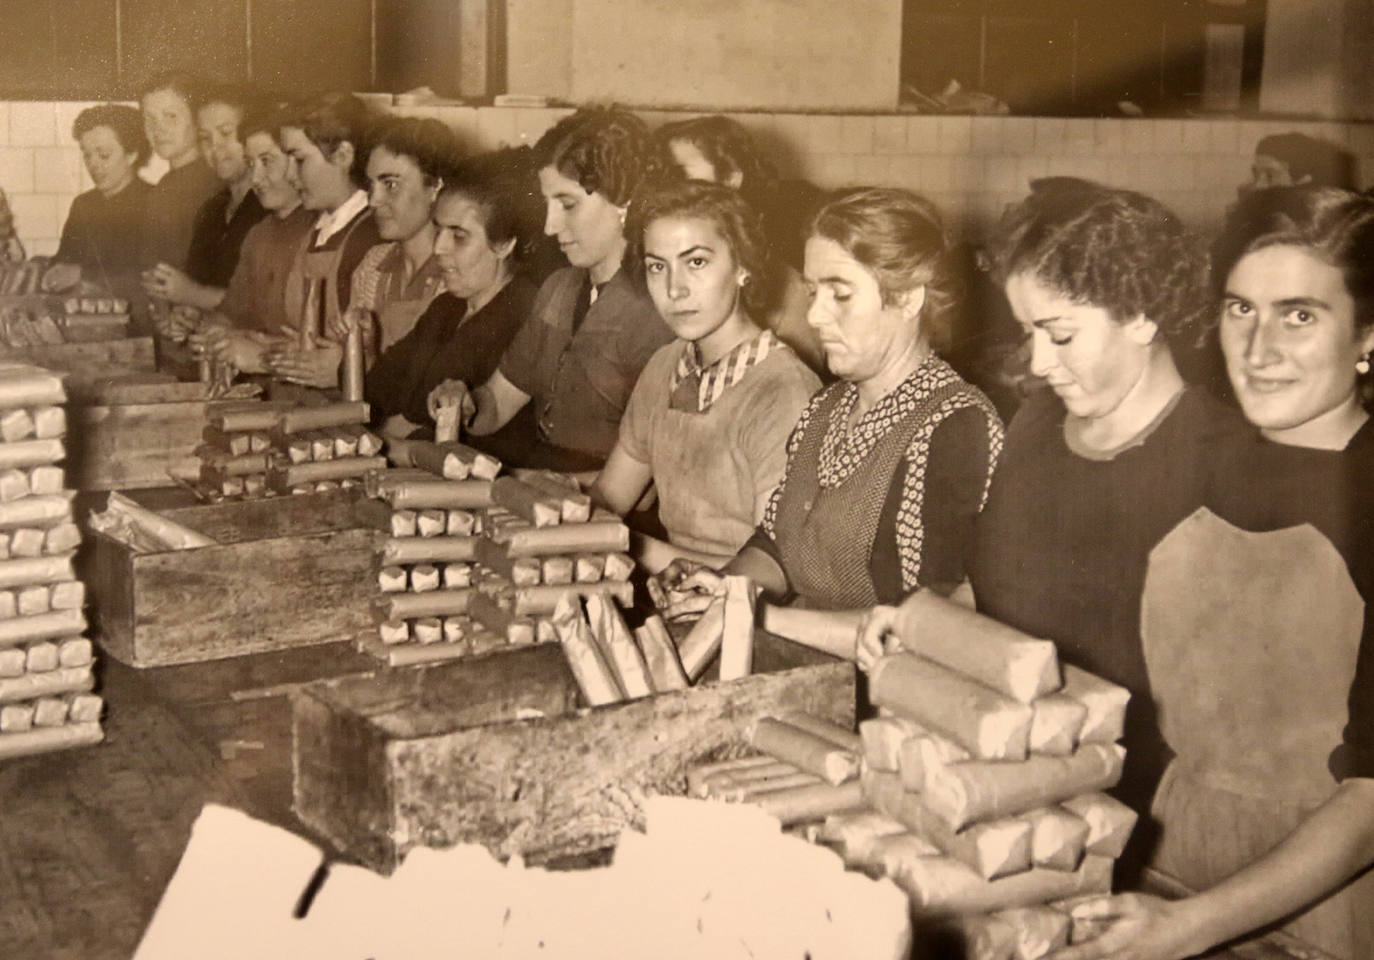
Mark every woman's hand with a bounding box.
[1046,894,1199,960]
[141,262,197,306]
[427,378,476,424]
[197,328,278,375]
[266,327,343,389]
[330,306,378,357]
[155,304,202,342]
[855,604,901,671]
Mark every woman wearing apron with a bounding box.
[1057,187,1374,960]
[428,107,672,472]
[589,180,819,567]
[271,115,454,390]
[712,186,1002,615]
[265,93,382,393]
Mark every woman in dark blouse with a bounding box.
[368,148,540,458]
[138,72,219,274]
[54,104,151,301]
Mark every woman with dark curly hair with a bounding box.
[589,180,819,565]
[1052,187,1374,960]
[875,179,1249,879]
[684,186,1004,617]
[55,103,151,300]
[654,114,826,373]
[428,106,672,471]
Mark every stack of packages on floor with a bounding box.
[195,400,384,501]
[363,438,636,667]
[848,593,1134,960]
[0,363,103,759]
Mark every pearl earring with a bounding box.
[1358,354,1371,375]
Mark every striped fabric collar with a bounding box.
[669,329,777,413]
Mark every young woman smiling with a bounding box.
[139,72,219,273]
[1056,187,1374,960]
[590,180,819,565]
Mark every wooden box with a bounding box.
[66,380,275,491]
[292,635,855,872]
[87,488,387,667]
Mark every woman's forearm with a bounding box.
[1174,778,1374,955]
[723,545,790,598]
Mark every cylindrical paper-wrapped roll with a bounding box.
[761,604,864,660]
[285,436,312,464]
[445,442,501,480]
[412,617,442,644]
[0,555,69,589]
[42,523,79,556]
[587,592,652,698]
[891,590,1061,703]
[686,753,776,796]
[307,432,336,461]
[0,494,70,530]
[57,637,92,668]
[380,589,473,620]
[510,580,634,616]
[779,711,863,752]
[820,811,912,867]
[750,779,865,826]
[887,851,1113,914]
[603,552,635,582]
[442,616,468,643]
[1060,665,1130,744]
[443,563,471,588]
[277,402,369,434]
[513,470,592,522]
[1025,806,1090,872]
[718,575,755,681]
[1030,693,1089,757]
[869,653,1033,761]
[574,553,604,583]
[750,716,860,785]
[409,563,441,592]
[636,615,689,692]
[49,580,84,611]
[863,767,1032,881]
[0,701,34,732]
[717,770,820,801]
[0,438,64,470]
[0,590,15,619]
[700,760,800,795]
[212,409,282,433]
[0,721,103,760]
[860,716,920,772]
[66,692,103,723]
[1060,792,1139,859]
[898,727,971,793]
[553,594,623,706]
[923,743,1126,831]
[389,509,418,538]
[0,409,34,443]
[416,509,446,538]
[11,528,44,558]
[383,479,494,510]
[491,476,563,527]
[101,492,217,550]
[446,510,475,537]
[0,367,65,408]
[32,696,68,727]
[541,555,573,585]
[378,619,410,645]
[381,536,478,565]
[32,406,65,440]
[0,648,21,677]
[0,469,28,502]
[496,520,629,558]
[378,565,407,592]
[0,608,86,648]
[271,456,386,488]
[330,425,359,458]
[678,594,725,681]
[28,465,63,496]
[341,325,365,402]
[16,585,47,616]
[25,640,59,671]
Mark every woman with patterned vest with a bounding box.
[712,187,1003,616]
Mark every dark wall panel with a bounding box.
[0,0,60,97]
[251,0,374,97]
[120,0,248,89]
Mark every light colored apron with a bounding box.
[652,401,760,557]
[1141,506,1374,959]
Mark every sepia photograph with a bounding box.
[0,0,1370,957]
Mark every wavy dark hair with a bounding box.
[535,106,652,207]
[278,92,377,188]
[196,83,266,135]
[625,179,776,316]
[436,145,543,262]
[808,186,960,352]
[653,115,777,196]
[1213,185,1374,334]
[368,114,461,185]
[72,103,150,166]
[138,71,204,110]
[987,177,1211,341]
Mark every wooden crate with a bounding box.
[86,488,388,667]
[0,336,154,386]
[65,380,277,491]
[292,635,855,872]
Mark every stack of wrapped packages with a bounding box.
[836,593,1136,958]
[362,438,634,666]
[195,401,385,501]
[0,363,103,759]
[0,296,130,347]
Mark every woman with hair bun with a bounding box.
[710,186,1002,612]
[428,106,672,471]
[590,179,819,565]
[1053,186,1374,960]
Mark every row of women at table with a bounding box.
[55,81,1373,958]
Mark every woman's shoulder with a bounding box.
[1171,385,1253,444]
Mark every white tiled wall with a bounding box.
[7,98,1374,258]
